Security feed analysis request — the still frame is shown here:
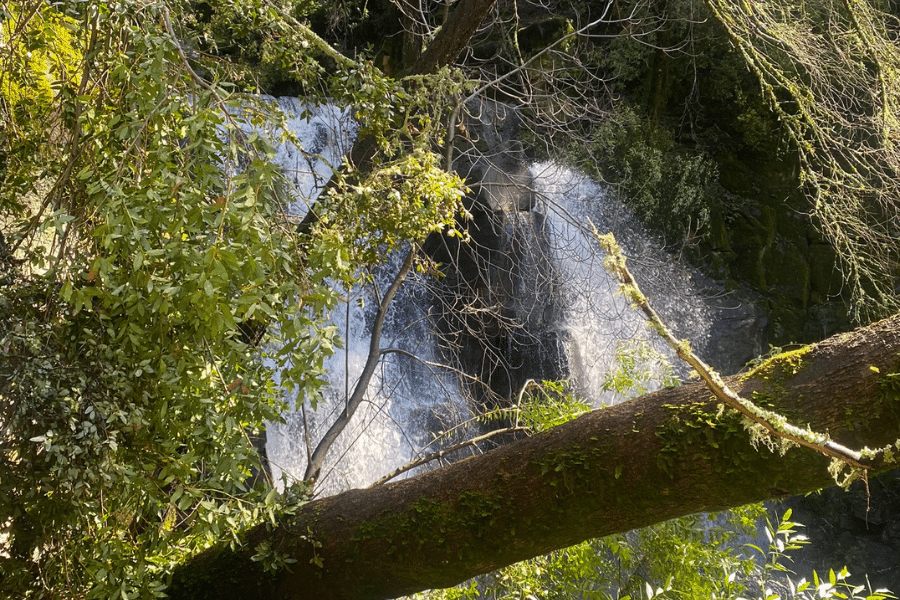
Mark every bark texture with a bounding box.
[408,0,497,75]
[166,315,900,600]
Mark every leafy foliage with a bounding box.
[586,104,718,248]
[600,339,679,401]
[0,0,465,597]
[317,148,468,265]
[745,510,896,600]
[0,2,81,136]
[476,379,591,433]
[0,4,333,597]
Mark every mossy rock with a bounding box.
[807,243,843,303]
[762,238,810,308]
[727,209,769,290]
[803,301,854,341]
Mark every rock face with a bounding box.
[780,470,900,593]
[692,156,853,346]
[423,104,566,408]
[424,206,568,407]
[686,155,899,590]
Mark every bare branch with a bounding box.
[303,247,419,483]
[370,425,530,485]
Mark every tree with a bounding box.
[0,0,506,595]
[3,0,900,597]
[165,313,900,600]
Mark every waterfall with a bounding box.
[530,162,686,402]
[262,99,473,494]
[262,98,766,495]
[528,161,765,402]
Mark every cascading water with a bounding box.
[530,161,694,403]
[529,161,765,401]
[262,98,766,495]
[256,99,470,494]
[266,257,465,494]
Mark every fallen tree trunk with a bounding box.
[166,315,900,600]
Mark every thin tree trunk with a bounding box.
[166,314,900,600]
[407,0,496,76]
[302,248,417,482]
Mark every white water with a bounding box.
[261,99,470,495]
[260,99,357,205]
[530,161,718,403]
[261,99,759,495]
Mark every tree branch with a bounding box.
[370,425,530,486]
[407,0,499,76]
[166,314,900,600]
[303,247,418,483]
[588,221,875,476]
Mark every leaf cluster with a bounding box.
[600,339,679,401]
[0,0,382,596]
[316,149,468,266]
[586,104,718,248]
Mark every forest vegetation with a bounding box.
[2,0,900,597]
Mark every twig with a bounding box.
[370,426,530,486]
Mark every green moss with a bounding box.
[631,412,645,434]
[732,347,812,434]
[349,490,514,571]
[855,366,900,469]
[655,403,765,478]
[742,346,811,383]
[533,446,600,494]
[874,366,900,421]
[353,497,444,554]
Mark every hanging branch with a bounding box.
[702,0,900,319]
[588,220,877,478]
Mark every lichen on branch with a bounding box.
[588,221,885,484]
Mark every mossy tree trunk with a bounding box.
[166,315,900,600]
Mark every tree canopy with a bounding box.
[2,0,900,597]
